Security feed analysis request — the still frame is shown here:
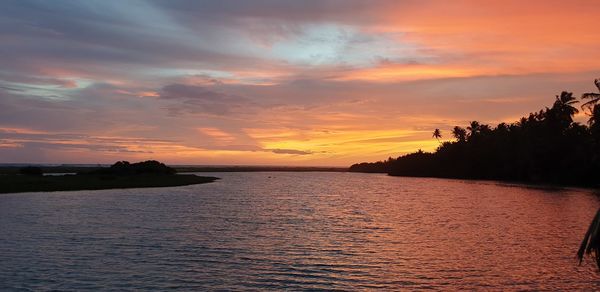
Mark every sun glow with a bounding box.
[2,1,600,165]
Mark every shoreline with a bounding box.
[382,173,600,191]
[0,174,219,194]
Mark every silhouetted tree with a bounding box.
[86,160,176,175]
[432,129,442,141]
[451,126,467,142]
[349,82,600,270]
[556,91,579,115]
[349,81,600,187]
[467,121,481,141]
[582,79,600,112]
[545,91,579,132]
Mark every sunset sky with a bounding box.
[1,0,600,166]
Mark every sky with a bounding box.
[1,0,600,166]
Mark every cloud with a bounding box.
[0,73,77,88]
[160,84,230,100]
[0,127,175,153]
[1,1,600,165]
[267,148,312,155]
[0,125,314,166]
[196,144,313,155]
[159,83,254,115]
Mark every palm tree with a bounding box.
[547,91,579,129]
[581,79,600,112]
[432,128,442,141]
[467,121,481,138]
[452,126,467,142]
[578,208,600,269]
[555,91,579,116]
[590,105,600,127]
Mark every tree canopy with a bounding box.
[86,160,176,176]
[349,79,600,187]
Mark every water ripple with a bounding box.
[1,172,600,290]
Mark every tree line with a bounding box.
[86,160,176,176]
[349,79,600,187]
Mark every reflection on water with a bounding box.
[1,172,600,290]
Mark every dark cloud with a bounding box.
[267,148,312,155]
[0,0,273,78]
[160,84,230,100]
[151,0,391,24]
[159,83,254,115]
[197,144,312,155]
[0,0,417,81]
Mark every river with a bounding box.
[1,172,599,290]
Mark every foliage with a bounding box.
[578,209,600,269]
[351,80,600,268]
[581,78,600,112]
[432,129,442,140]
[86,160,176,175]
[19,166,43,176]
[349,79,600,187]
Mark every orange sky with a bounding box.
[1,0,600,166]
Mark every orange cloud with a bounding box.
[3,1,600,166]
[197,127,236,143]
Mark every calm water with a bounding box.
[1,172,600,290]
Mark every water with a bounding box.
[1,172,599,290]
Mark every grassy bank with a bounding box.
[0,174,219,194]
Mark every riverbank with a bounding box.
[0,174,219,194]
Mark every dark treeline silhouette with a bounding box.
[19,166,43,176]
[350,79,600,187]
[85,160,176,176]
[0,160,218,194]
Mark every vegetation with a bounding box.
[578,209,600,269]
[19,166,43,176]
[432,128,442,141]
[84,160,176,175]
[350,79,600,187]
[0,165,103,175]
[351,79,600,268]
[0,160,218,194]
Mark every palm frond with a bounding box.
[578,208,600,268]
[582,93,600,100]
[581,93,600,111]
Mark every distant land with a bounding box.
[350,81,600,188]
[0,164,348,175]
[0,161,218,194]
[0,162,348,194]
